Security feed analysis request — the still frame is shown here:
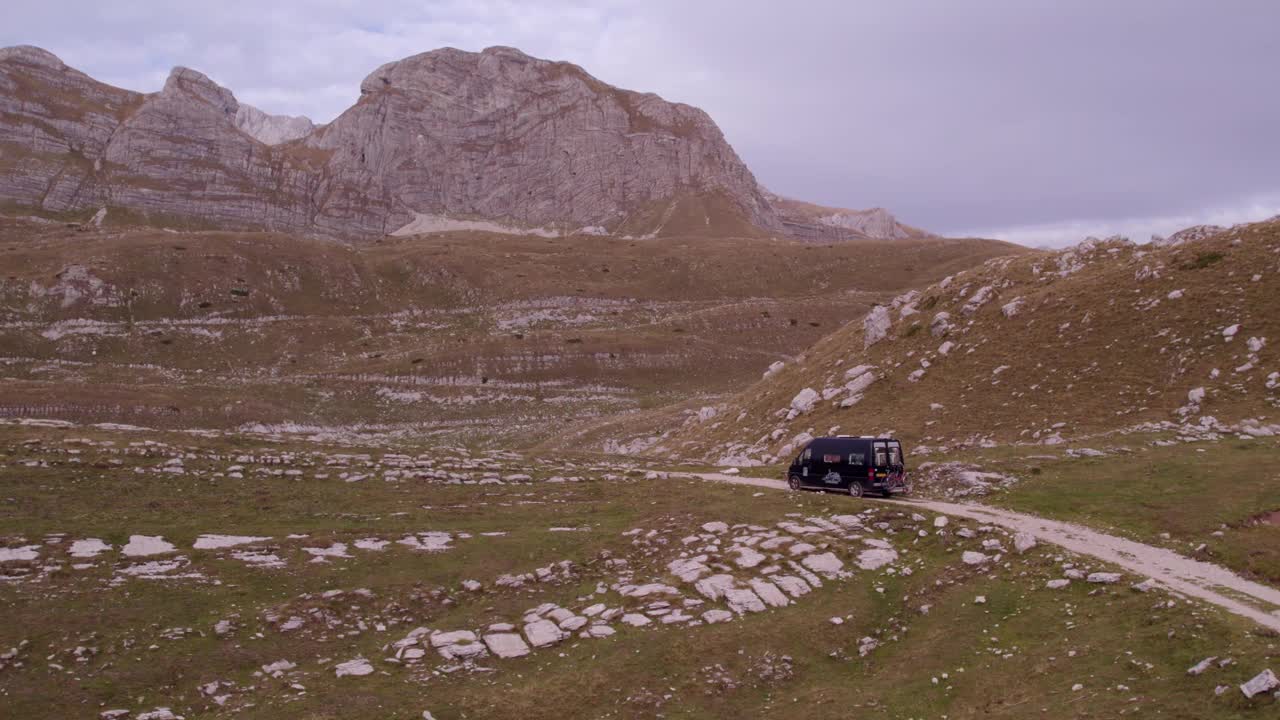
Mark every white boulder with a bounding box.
[863,305,892,348]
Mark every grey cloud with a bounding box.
[3,1,1278,246]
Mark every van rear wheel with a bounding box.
[848,482,864,498]
[787,474,801,491]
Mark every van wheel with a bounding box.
[787,474,801,491]
[848,482,864,498]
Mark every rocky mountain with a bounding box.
[0,44,782,238]
[764,190,935,241]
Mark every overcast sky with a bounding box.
[6,1,1279,246]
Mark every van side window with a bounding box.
[848,452,866,465]
[802,448,811,461]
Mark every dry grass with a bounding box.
[642,220,1280,464]
[0,217,1021,444]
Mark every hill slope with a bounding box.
[0,217,1021,441]
[611,220,1280,464]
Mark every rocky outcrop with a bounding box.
[763,189,934,241]
[0,44,779,238]
[234,104,316,145]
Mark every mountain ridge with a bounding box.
[0,44,928,241]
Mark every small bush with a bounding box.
[1183,251,1224,270]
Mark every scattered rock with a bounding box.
[1187,657,1217,676]
[122,535,176,557]
[790,388,820,414]
[483,633,531,659]
[523,619,565,648]
[1240,669,1278,699]
[863,305,892,348]
[335,657,374,677]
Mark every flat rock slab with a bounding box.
[0,545,40,562]
[694,573,738,601]
[431,630,487,659]
[483,633,531,659]
[771,575,811,598]
[524,619,565,648]
[620,583,679,598]
[193,534,270,550]
[702,609,733,624]
[69,538,111,558]
[335,658,374,677]
[733,546,767,568]
[1240,669,1278,698]
[857,547,898,571]
[749,578,790,608]
[122,535,176,557]
[961,551,990,566]
[725,588,766,614]
[801,552,845,576]
[620,613,651,627]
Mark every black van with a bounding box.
[785,436,908,498]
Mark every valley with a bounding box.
[1,31,1278,720]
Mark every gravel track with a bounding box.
[684,471,1280,632]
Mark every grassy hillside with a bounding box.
[610,220,1280,465]
[0,217,1023,444]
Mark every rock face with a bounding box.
[763,189,934,241]
[0,44,779,238]
[234,104,316,145]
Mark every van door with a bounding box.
[873,440,907,492]
[871,441,892,488]
[816,444,844,488]
[845,442,869,491]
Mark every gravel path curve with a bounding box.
[682,471,1280,632]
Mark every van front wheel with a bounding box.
[847,482,864,498]
[787,474,801,491]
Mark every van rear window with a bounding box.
[874,447,888,466]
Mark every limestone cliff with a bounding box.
[0,44,780,237]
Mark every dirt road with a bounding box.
[683,472,1280,633]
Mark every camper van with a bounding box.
[785,436,907,498]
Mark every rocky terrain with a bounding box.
[765,190,935,241]
[3,420,1278,718]
[616,218,1280,466]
